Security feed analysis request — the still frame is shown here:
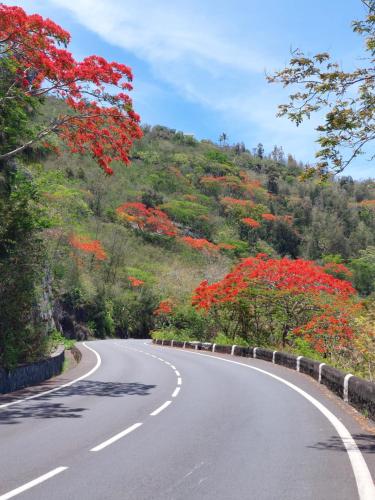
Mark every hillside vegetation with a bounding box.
[3,97,374,377]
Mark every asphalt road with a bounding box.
[0,339,374,500]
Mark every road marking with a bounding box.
[0,342,101,410]
[0,467,68,499]
[172,387,180,398]
[90,423,143,452]
[116,341,183,420]
[179,348,375,500]
[150,400,172,416]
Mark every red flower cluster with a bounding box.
[0,5,142,173]
[128,276,144,287]
[260,213,293,224]
[192,254,355,310]
[358,199,375,208]
[292,314,354,354]
[181,236,219,253]
[154,299,174,316]
[116,202,178,237]
[69,234,107,260]
[261,213,278,221]
[217,243,236,250]
[241,217,261,228]
[322,262,353,279]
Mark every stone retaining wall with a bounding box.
[0,345,65,394]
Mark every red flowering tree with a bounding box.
[116,202,179,237]
[180,236,219,254]
[261,213,278,222]
[128,276,145,287]
[192,254,358,350]
[69,234,107,261]
[292,313,355,355]
[0,4,142,174]
[154,299,174,316]
[241,217,261,229]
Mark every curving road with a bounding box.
[0,339,374,500]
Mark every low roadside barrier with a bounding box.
[0,345,65,394]
[153,339,375,421]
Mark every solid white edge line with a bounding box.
[90,423,143,452]
[172,387,180,398]
[0,342,102,410]
[178,348,375,500]
[0,466,68,500]
[170,365,176,370]
[177,377,182,386]
[175,370,181,377]
[150,400,172,416]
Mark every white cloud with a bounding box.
[49,0,272,73]
[46,0,322,160]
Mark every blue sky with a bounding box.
[6,0,374,178]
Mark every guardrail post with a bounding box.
[183,341,186,349]
[212,344,216,353]
[272,351,277,364]
[171,340,174,348]
[253,347,258,359]
[161,339,164,346]
[296,356,303,372]
[318,362,326,383]
[343,373,353,402]
[231,345,237,356]
[195,343,198,350]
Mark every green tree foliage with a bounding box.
[268,0,375,177]
[0,171,49,368]
[350,247,375,295]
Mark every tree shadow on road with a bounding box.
[0,380,156,425]
[308,434,375,454]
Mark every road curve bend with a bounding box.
[0,339,374,500]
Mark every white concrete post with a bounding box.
[296,356,303,372]
[343,373,353,402]
[318,363,326,383]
